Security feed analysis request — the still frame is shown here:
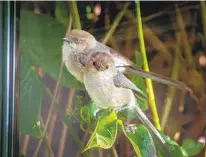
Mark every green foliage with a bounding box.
[163,137,205,157]
[19,55,42,138]
[82,109,205,157]
[181,139,204,156]
[82,111,118,152]
[20,10,83,89]
[122,124,156,157]
[166,140,185,157]
[82,110,158,157]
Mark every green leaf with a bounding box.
[122,124,156,157]
[165,140,184,157]
[55,1,69,27]
[181,139,204,156]
[20,55,42,138]
[82,111,118,152]
[20,10,83,89]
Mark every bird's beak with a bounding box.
[63,37,72,43]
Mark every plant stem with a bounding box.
[161,32,181,130]
[175,5,193,66]
[21,135,30,156]
[101,2,130,44]
[200,1,206,45]
[69,0,81,29]
[135,0,161,131]
[98,148,103,157]
[47,85,62,144]
[66,14,73,36]
[33,61,64,157]
[41,81,83,149]
[57,89,75,157]
[111,146,118,157]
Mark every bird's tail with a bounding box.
[134,105,171,157]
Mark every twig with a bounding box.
[40,79,83,148]
[57,89,75,157]
[98,148,103,157]
[104,9,119,52]
[111,146,118,157]
[135,0,161,130]
[200,1,206,45]
[175,5,193,66]
[21,135,30,156]
[69,1,81,29]
[33,59,64,157]
[66,14,73,36]
[143,25,172,62]
[38,116,55,157]
[101,2,130,44]
[33,8,74,157]
[161,32,181,130]
[123,6,172,64]
[47,85,62,143]
[75,128,90,157]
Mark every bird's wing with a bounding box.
[78,42,112,67]
[113,71,146,99]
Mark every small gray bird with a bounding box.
[62,29,187,90]
[83,52,171,157]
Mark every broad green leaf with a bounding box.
[166,140,184,157]
[82,111,118,152]
[20,55,42,138]
[166,142,184,157]
[122,124,156,157]
[20,10,83,89]
[80,102,98,125]
[181,139,204,156]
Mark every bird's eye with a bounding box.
[105,65,109,69]
[93,61,96,66]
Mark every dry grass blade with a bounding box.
[102,2,130,44]
[161,32,181,130]
[175,5,193,66]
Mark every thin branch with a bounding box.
[57,89,75,157]
[33,57,64,157]
[175,5,193,66]
[200,1,206,45]
[101,2,130,44]
[33,8,73,157]
[98,148,103,157]
[40,79,83,148]
[111,146,118,157]
[161,32,181,130]
[47,86,62,143]
[21,135,30,156]
[69,1,81,29]
[135,0,161,130]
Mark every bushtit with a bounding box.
[83,52,171,157]
[62,29,187,90]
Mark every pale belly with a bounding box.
[84,73,136,109]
